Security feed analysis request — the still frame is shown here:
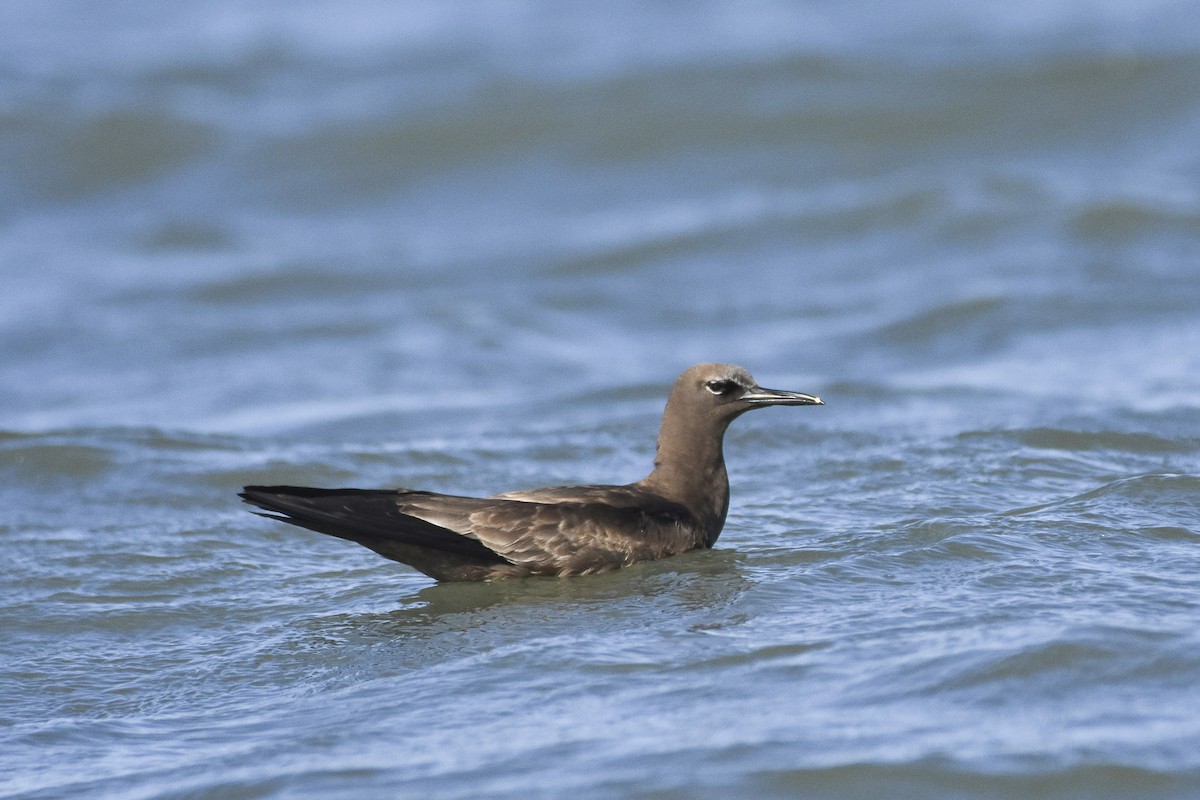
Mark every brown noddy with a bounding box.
[240,363,822,581]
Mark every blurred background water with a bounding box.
[3,2,1200,798]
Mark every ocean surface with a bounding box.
[4,2,1200,798]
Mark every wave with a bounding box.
[748,761,1200,799]
[966,427,1200,455]
[1003,472,1200,528]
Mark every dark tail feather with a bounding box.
[239,485,507,563]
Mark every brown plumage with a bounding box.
[240,363,822,581]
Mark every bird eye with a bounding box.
[705,379,738,395]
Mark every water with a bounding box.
[4,2,1200,797]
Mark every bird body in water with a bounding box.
[240,363,822,581]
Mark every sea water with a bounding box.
[3,3,1200,798]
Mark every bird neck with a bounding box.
[639,411,731,537]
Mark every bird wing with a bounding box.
[239,486,507,564]
[241,485,702,578]
[397,488,701,575]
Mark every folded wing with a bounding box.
[240,484,700,580]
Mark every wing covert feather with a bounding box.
[395,487,703,575]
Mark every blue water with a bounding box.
[4,2,1200,798]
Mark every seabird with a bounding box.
[240,363,822,581]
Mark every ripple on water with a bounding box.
[1017,427,1200,455]
[1004,473,1200,531]
[1,442,113,483]
[748,762,1200,800]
